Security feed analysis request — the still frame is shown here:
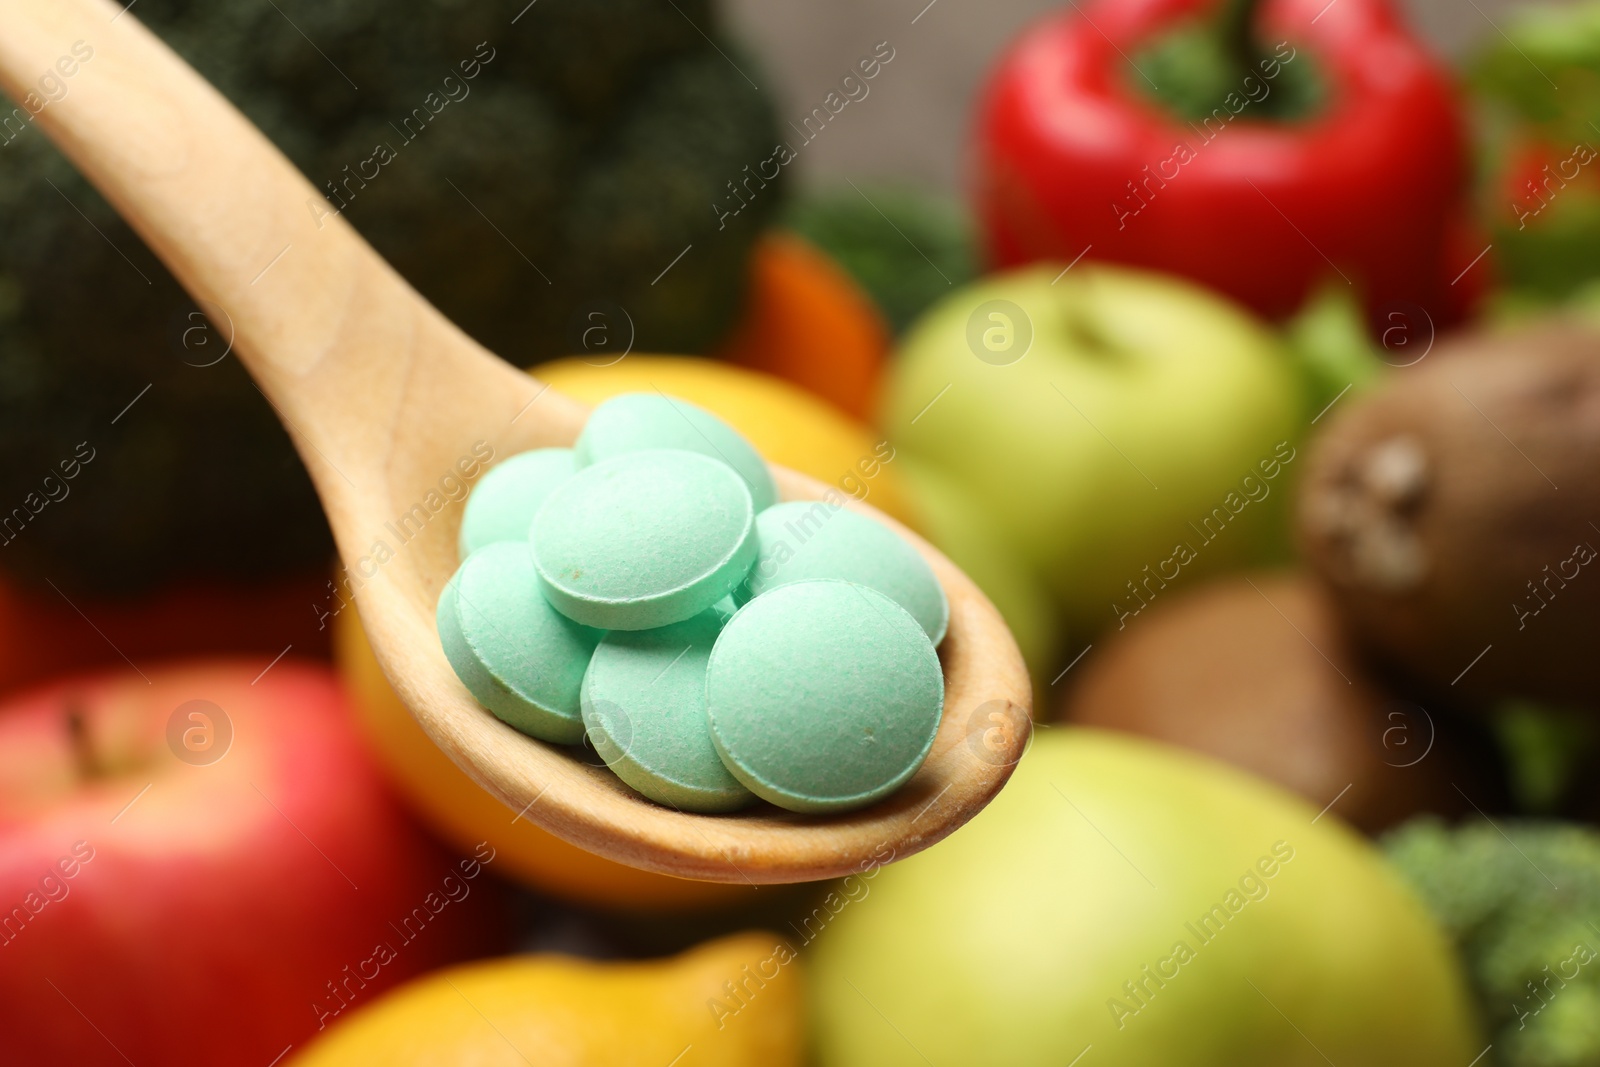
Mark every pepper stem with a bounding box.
[1216,0,1268,87]
[1132,0,1322,123]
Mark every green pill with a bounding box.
[436,541,602,744]
[457,447,574,559]
[706,580,944,814]
[581,609,753,813]
[741,500,949,644]
[531,449,757,630]
[574,392,778,512]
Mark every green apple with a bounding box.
[811,729,1480,1066]
[897,455,1059,697]
[883,265,1302,641]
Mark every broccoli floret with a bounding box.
[783,185,975,335]
[1384,818,1600,1067]
[0,0,782,596]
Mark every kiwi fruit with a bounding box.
[1297,322,1600,709]
[1059,572,1503,833]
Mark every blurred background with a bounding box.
[5,0,1600,1064]
[725,0,1538,190]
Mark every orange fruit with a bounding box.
[716,231,891,421]
[288,932,804,1067]
[335,608,752,909]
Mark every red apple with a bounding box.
[0,659,510,1065]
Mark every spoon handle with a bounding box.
[0,0,508,485]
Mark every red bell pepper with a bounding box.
[974,0,1474,327]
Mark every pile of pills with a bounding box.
[438,393,947,815]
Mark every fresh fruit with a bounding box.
[335,607,753,908]
[882,264,1303,646]
[0,660,509,1066]
[287,931,805,1067]
[715,232,891,420]
[974,0,1471,327]
[1297,322,1600,709]
[1062,572,1503,833]
[0,571,333,695]
[812,729,1480,1065]
[534,354,917,528]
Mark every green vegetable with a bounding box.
[1470,4,1600,133]
[0,0,781,596]
[1385,818,1600,1067]
[783,185,974,335]
[1282,282,1388,416]
[1468,2,1600,302]
[1490,703,1598,815]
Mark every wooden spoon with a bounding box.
[0,0,1031,882]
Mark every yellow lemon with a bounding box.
[534,355,918,530]
[336,608,754,909]
[288,932,805,1067]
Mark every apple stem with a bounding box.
[1061,289,1117,357]
[66,701,104,780]
[1068,319,1110,356]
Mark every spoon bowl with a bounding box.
[0,0,1031,882]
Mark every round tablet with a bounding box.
[436,541,602,743]
[530,449,756,630]
[457,448,574,559]
[581,610,753,813]
[741,500,949,644]
[706,580,944,813]
[574,392,778,512]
